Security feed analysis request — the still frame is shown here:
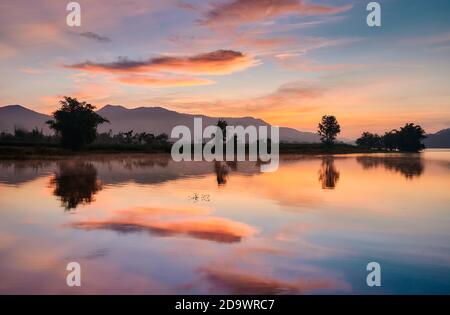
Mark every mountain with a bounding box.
[0,105,51,134]
[424,129,450,148]
[0,104,320,143]
[96,105,320,143]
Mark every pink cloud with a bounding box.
[198,264,350,294]
[198,0,352,27]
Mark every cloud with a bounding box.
[198,265,348,294]
[68,205,257,243]
[158,79,323,116]
[40,81,120,112]
[0,42,17,58]
[65,50,259,75]
[168,33,296,57]
[114,205,212,217]
[115,75,215,87]
[78,32,111,43]
[198,0,352,27]
[70,217,257,243]
[19,67,44,75]
[274,52,355,72]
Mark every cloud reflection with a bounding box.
[69,206,257,243]
[198,265,348,294]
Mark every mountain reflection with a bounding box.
[51,161,102,210]
[356,155,424,179]
[318,157,340,189]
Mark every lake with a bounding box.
[0,150,449,294]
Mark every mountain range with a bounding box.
[423,128,450,148]
[0,104,320,143]
[1,104,449,147]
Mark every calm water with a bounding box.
[0,151,449,294]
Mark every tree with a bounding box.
[47,97,109,149]
[397,123,426,152]
[382,130,400,151]
[216,119,228,141]
[356,132,383,149]
[357,124,426,152]
[318,115,341,145]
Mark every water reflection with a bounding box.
[51,161,102,210]
[318,156,340,189]
[0,160,54,185]
[214,161,229,186]
[198,265,347,294]
[68,206,256,243]
[356,155,424,179]
[0,152,449,294]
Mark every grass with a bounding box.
[278,143,388,154]
[0,142,390,160]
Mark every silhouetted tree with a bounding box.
[217,119,228,141]
[356,132,383,149]
[382,130,400,151]
[122,130,134,144]
[357,124,426,152]
[0,127,56,144]
[155,133,169,143]
[397,123,426,152]
[318,115,341,145]
[46,97,109,149]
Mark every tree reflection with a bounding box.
[51,161,102,210]
[356,155,424,179]
[214,161,230,186]
[318,157,340,189]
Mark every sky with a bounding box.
[0,0,449,138]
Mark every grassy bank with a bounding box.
[0,142,391,160]
[0,143,170,159]
[278,143,388,154]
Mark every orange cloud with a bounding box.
[157,80,323,118]
[115,75,214,87]
[65,50,259,75]
[198,0,352,27]
[39,81,120,113]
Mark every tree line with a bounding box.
[316,114,426,152]
[355,124,426,152]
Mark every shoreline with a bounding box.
[0,143,409,160]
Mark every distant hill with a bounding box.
[96,105,320,143]
[424,128,450,148]
[0,105,51,134]
[0,104,320,143]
